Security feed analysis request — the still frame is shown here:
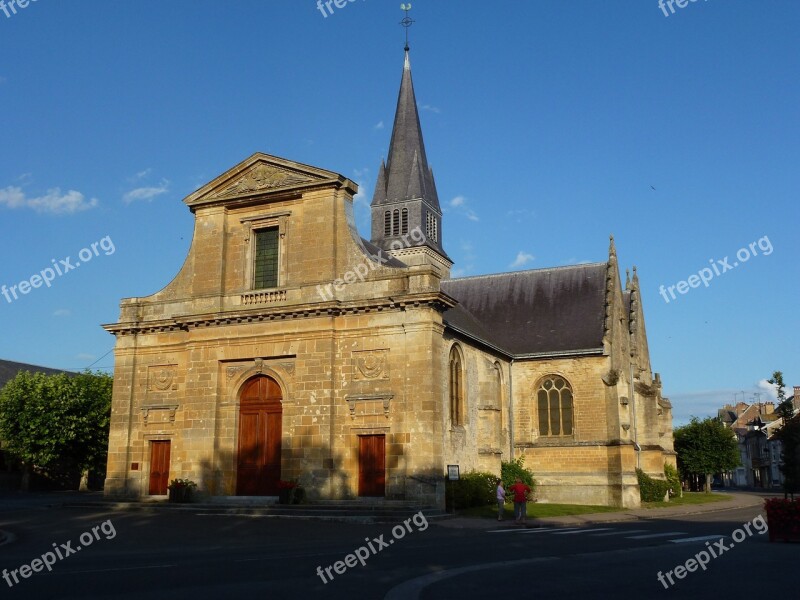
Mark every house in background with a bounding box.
[719,389,800,488]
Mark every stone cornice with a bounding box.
[102,292,456,336]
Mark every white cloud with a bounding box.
[0,186,98,215]
[756,379,780,402]
[53,309,71,317]
[421,104,441,114]
[447,195,479,221]
[374,121,384,130]
[128,168,152,183]
[509,251,535,268]
[123,179,169,204]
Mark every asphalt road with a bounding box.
[0,500,793,599]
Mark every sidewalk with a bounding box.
[435,491,766,530]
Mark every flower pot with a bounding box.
[169,486,191,503]
[278,488,292,504]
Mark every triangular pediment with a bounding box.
[184,153,357,208]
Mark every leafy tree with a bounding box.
[771,370,800,498]
[674,417,739,492]
[0,371,112,491]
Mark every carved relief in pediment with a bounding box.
[211,164,311,199]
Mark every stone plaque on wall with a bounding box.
[352,350,389,381]
[148,365,178,391]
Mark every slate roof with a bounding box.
[371,52,440,213]
[0,359,73,389]
[441,263,609,357]
[357,238,407,268]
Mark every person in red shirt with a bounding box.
[508,477,532,524]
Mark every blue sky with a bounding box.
[0,1,797,425]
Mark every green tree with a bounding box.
[0,371,113,491]
[770,370,800,498]
[674,417,739,492]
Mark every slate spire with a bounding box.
[370,49,445,256]
[371,50,440,211]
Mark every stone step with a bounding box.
[60,500,451,523]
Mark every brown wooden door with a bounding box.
[358,435,385,497]
[237,376,282,496]
[148,440,171,495]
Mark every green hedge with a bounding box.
[636,468,670,502]
[446,472,499,509]
[446,459,538,510]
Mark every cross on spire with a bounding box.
[400,3,414,51]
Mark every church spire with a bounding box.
[370,12,445,257]
[371,49,440,212]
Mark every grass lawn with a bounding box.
[457,502,621,520]
[642,492,732,509]
[455,492,733,519]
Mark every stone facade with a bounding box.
[103,50,675,509]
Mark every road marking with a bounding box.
[669,535,725,544]
[551,528,613,535]
[519,527,584,534]
[592,529,648,537]
[487,527,557,533]
[627,532,687,540]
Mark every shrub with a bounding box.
[636,468,670,502]
[446,471,499,509]
[501,457,536,492]
[664,463,681,498]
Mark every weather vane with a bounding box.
[400,4,414,52]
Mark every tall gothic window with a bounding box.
[392,209,400,236]
[401,208,409,234]
[449,345,465,426]
[253,227,279,289]
[384,211,391,236]
[536,375,574,436]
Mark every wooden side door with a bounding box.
[358,435,386,497]
[148,440,171,495]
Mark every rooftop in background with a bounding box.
[0,359,75,389]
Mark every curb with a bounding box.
[527,495,764,528]
[437,493,765,530]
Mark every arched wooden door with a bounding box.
[236,375,283,496]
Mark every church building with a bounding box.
[103,45,675,508]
